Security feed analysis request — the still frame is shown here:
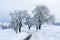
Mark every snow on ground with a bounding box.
[0,29,29,40]
[0,24,60,40]
[22,24,60,40]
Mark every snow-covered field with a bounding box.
[0,24,60,40]
[0,29,30,40]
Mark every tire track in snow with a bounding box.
[24,34,32,40]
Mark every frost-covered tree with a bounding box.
[25,14,32,30]
[10,10,28,33]
[33,5,55,30]
[45,14,55,24]
[10,11,18,33]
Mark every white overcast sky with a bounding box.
[0,0,60,22]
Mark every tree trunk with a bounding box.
[19,27,21,32]
[39,24,41,30]
[16,30,17,33]
[19,22,22,32]
[14,27,17,33]
[36,25,38,30]
[28,25,31,30]
[38,19,41,30]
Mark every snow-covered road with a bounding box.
[30,32,46,40]
[0,24,60,40]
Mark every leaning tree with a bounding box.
[33,5,55,30]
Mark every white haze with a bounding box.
[0,0,60,22]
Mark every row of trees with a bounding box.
[9,5,55,33]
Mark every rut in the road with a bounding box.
[24,34,32,40]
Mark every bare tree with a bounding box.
[25,15,32,30]
[10,10,28,33]
[33,5,55,30]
